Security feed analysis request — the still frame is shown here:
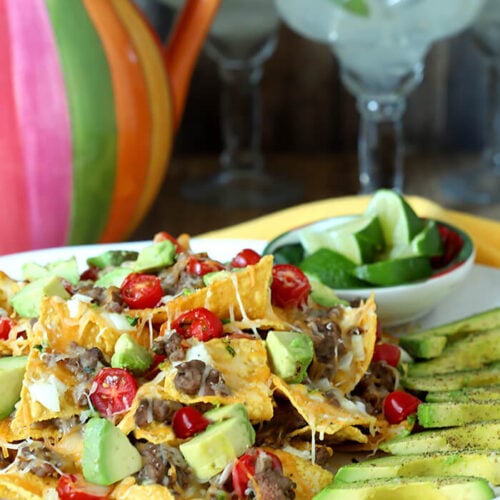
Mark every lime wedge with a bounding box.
[299,248,369,289]
[353,257,433,286]
[365,189,424,248]
[299,215,384,264]
[390,220,444,259]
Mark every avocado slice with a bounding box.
[0,355,28,419]
[334,450,500,486]
[203,403,249,423]
[111,334,153,373]
[380,421,500,455]
[82,417,142,486]
[133,240,175,273]
[400,307,500,359]
[94,268,132,288]
[407,327,500,377]
[265,330,314,383]
[417,400,500,428]
[425,385,500,403]
[308,278,349,307]
[402,362,500,392]
[22,257,80,285]
[11,275,71,318]
[87,250,138,269]
[313,476,495,500]
[179,416,255,482]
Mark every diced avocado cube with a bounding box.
[203,270,231,286]
[111,333,153,373]
[82,417,142,486]
[266,331,314,383]
[133,241,175,273]
[203,403,249,423]
[308,278,349,307]
[179,416,255,482]
[22,257,80,285]
[95,268,132,288]
[87,250,138,269]
[0,355,28,419]
[11,275,70,318]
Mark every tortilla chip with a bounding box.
[290,424,369,445]
[260,447,333,499]
[333,295,377,394]
[111,477,176,499]
[0,271,22,314]
[0,472,57,499]
[272,376,376,437]
[118,378,178,445]
[162,338,274,422]
[32,296,150,354]
[136,255,285,331]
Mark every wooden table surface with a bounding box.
[130,153,500,241]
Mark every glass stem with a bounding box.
[218,63,264,173]
[357,95,406,194]
[484,59,500,173]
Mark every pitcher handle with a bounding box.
[164,0,221,130]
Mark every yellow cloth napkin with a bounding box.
[199,195,500,268]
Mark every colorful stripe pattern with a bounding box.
[0,0,172,255]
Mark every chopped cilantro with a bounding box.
[126,315,139,326]
[329,0,370,17]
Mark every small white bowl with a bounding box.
[263,216,475,328]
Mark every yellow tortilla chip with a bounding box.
[111,477,176,499]
[32,296,150,354]
[136,255,285,331]
[0,472,57,499]
[333,295,377,394]
[261,447,333,499]
[162,338,274,422]
[118,378,178,445]
[0,271,22,314]
[272,376,376,437]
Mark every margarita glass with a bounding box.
[441,0,500,204]
[275,0,485,193]
[160,0,302,207]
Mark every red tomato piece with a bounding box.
[90,368,137,417]
[271,264,311,309]
[120,273,163,309]
[431,224,464,269]
[372,343,401,367]
[0,317,12,340]
[187,256,225,277]
[153,231,183,253]
[172,307,223,342]
[230,249,261,268]
[172,406,210,439]
[232,449,283,498]
[383,390,422,424]
[80,266,99,282]
[56,474,112,500]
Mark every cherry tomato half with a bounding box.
[172,307,223,342]
[232,449,283,498]
[187,256,225,277]
[90,368,137,417]
[271,264,311,309]
[153,231,183,253]
[383,390,422,424]
[57,474,112,500]
[0,318,12,340]
[120,273,163,309]
[172,406,210,439]
[231,249,261,268]
[372,343,401,367]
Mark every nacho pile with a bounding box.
[0,235,399,499]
